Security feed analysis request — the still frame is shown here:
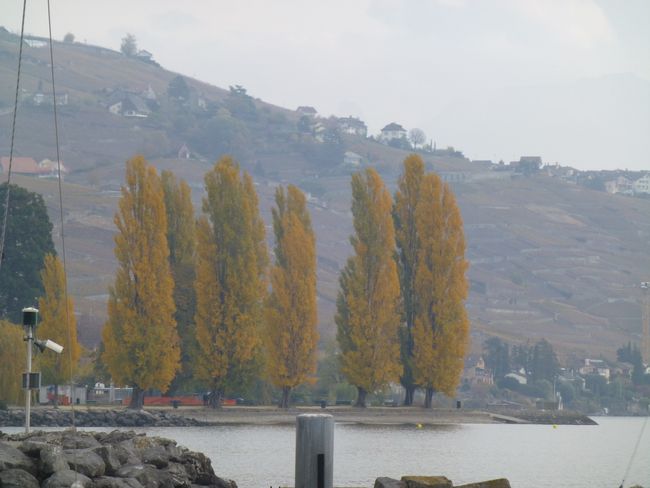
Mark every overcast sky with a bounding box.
[2,0,649,170]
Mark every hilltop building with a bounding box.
[297,106,317,118]
[380,122,407,142]
[633,174,650,195]
[605,176,634,195]
[337,116,368,137]
[108,93,150,118]
[343,151,362,167]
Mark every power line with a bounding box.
[0,0,27,275]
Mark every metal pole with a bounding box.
[295,414,334,488]
[25,322,32,433]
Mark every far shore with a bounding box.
[13,404,597,426]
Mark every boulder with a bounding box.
[0,468,40,488]
[401,476,453,488]
[94,476,145,488]
[42,469,93,488]
[0,442,37,475]
[114,463,174,487]
[62,433,101,450]
[141,445,171,468]
[93,444,123,475]
[40,445,70,475]
[64,448,106,477]
[456,479,511,488]
[375,477,407,488]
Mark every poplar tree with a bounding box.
[161,171,197,393]
[412,174,469,408]
[37,254,81,405]
[102,156,180,409]
[266,185,318,408]
[394,154,425,405]
[0,321,25,405]
[194,156,267,407]
[336,168,402,407]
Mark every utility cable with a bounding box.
[47,0,77,433]
[0,0,27,276]
[619,414,648,488]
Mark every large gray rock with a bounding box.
[93,444,123,475]
[115,463,174,487]
[181,450,218,486]
[375,477,407,488]
[0,442,36,475]
[94,476,145,488]
[42,469,93,488]
[64,448,106,477]
[456,479,511,488]
[62,433,101,450]
[141,445,171,468]
[0,468,40,488]
[40,444,70,475]
[401,476,453,488]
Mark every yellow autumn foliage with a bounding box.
[0,320,25,405]
[102,156,180,405]
[266,185,318,407]
[336,168,402,406]
[36,254,81,387]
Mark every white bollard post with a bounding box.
[295,414,334,488]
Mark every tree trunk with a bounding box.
[424,387,434,409]
[279,386,291,409]
[128,386,144,410]
[355,387,367,408]
[403,386,415,406]
[209,388,223,409]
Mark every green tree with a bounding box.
[102,156,180,409]
[394,154,425,405]
[161,171,197,394]
[530,339,559,383]
[265,185,318,408]
[411,173,469,408]
[0,320,25,405]
[483,337,510,380]
[168,75,190,101]
[194,156,268,407]
[36,254,81,405]
[336,168,402,407]
[0,183,55,322]
[120,33,137,56]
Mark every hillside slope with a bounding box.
[1,31,648,359]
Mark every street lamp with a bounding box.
[22,307,64,433]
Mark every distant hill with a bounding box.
[1,30,649,360]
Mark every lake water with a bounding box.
[2,417,648,487]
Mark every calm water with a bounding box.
[2,417,648,487]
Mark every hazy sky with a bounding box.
[2,0,649,170]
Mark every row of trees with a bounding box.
[337,155,469,407]
[100,156,319,409]
[100,153,469,409]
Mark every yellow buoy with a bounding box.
[416,423,423,429]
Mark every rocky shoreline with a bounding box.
[0,409,213,428]
[0,429,235,487]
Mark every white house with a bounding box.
[605,176,634,195]
[633,174,650,195]
[380,122,407,142]
[338,117,368,137]
[343,151,362,167]
[579,358,610,381]
[505,372,527,385]
[297,106,318,118]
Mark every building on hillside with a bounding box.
[32,91,68,106]
[633,174,650,195]
[312,121,327,143]
[337,116,368,137]
[0,156,40,175]
[109,94,150,118]
[380,122,407,142]
[38,159,68,178]
[579,358,610,381]
[143,84,157,101]
[343,151,362,167]
[504,372,527,385]
[135,49,153,61]
[462,356,494,386]
[297,106,318,117]
[178,144,191,159]
[605,176,634,195]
